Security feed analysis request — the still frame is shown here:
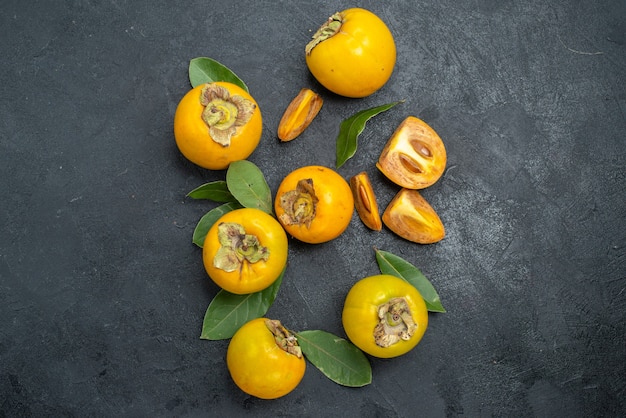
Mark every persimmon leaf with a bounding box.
[226,160,273,215]
[188,57,249,91]
[336,100,403,168]
[187,181,237,202]
[375,249,446,313]
[200,269,284,340]
[192,202,242,248]
[296,330,372,387]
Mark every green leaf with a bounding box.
[296,330,372,387]
[375,249,446,313]
[200,268,284,340]
[192,201,243,248]
[187,181,237,202]
[226,160,273,215]
[336,100,404,168]
[188,57,249,92]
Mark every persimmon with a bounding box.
[275,166,354,244]
[174,82,262,170]
[305,8,396,98]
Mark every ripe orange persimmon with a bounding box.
[174,81,262,170]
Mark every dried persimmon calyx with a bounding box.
[200,83,256,147]
[265,319,303,358]
[278,178,319,228]
[213,222,269,272]
[374,297,417,347]
[377,116,447,189]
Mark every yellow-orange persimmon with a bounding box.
[227,318,305,399]
[203,208,288,294]
[274,165,354,244]
[305,8,396,98]
[342,274,428,358]
[174,82,262,170]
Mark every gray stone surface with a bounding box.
[1,0,624,416]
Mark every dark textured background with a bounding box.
[1,0,625,416]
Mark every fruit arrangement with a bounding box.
[173,8,449,399]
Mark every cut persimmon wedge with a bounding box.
[377,116,446,189]
[350,171,382,231]
[382,188,445,244]
[277,88,323,142]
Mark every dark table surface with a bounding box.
[2,0,625,416]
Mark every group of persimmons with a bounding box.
[173,8,448,400]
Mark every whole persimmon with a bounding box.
[174,81,262,170]
[305,8,396,98]
[274,165,354,244]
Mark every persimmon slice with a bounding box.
[277,88,323,142]
[350,172,382,231]
[377,116,446,189]
[382,188,445,244]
